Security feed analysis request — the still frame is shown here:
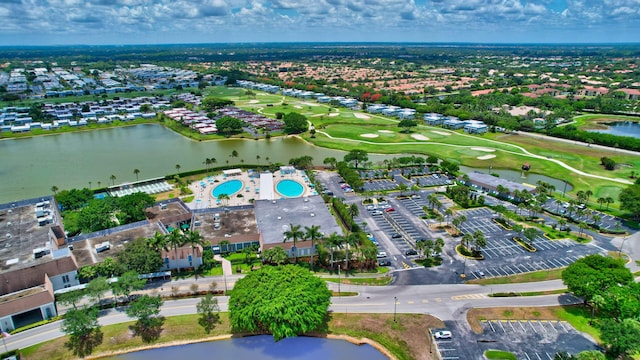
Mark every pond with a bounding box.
[588,121,640,138]
[0,124,394,203]
[107,335,389,360]
[460,166,573,192]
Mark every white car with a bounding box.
[434,330,452,339]
[376,251,387,258]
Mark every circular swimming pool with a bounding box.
[212,179,243,198]
[276,179,304,197]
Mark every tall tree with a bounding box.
[343,232,360,271]
[110,174,117,185]
[166,229,186,273]
[304,225,322,268]
[126,295,165,343]
[283,224,305,263]
[62,307,103,357]
[229,265,331,341]
[86,277,110,307]
[184,230,206,270]
[112,271,145,303]
[325,232,343,270]
[343,149,368,169]
[133,168,140,181]
[562,254,633,304]
[197,294,221,334]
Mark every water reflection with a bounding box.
[110,335,389,360]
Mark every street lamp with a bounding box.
[618,236,629,258]
[393,296,398,322]
[338,265,341,296]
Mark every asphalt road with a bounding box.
[2,279,581,352]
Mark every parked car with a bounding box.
[378,258,392,266]
[476,270,485,277]
[405,249,417,256]
[391,233,402,239]
[384,207,395,212]
[434,330,452,339]
[376,251,387,258]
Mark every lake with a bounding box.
[0,124,391,203]
[107,335,389,360]
[460,166,573,192]
[590,121,640,138]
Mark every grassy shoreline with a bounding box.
[21,313,443,360]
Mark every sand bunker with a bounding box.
[477,154,497,160]
[360,133,380,138]
[248,100,260,104]
[378,130,394,134]
[294,105,303,109]
[354,113,371,120]
[431,130,451,136]
[328,113,340,117]
[471,147,496,152]
[411,134,429,141]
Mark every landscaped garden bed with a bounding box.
[512,237,537,252]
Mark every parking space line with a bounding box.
[528,321,537,333]
[488,321,495,332]
[546,320,558,333]
[545,352,554,360]
[498,320,506,332]
[537,320,546,332]
[518,320,527,332]
[524,353,532,360]
[509,321,516,331]
[535,352,543,360]
[558,321,568,332]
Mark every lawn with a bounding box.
[20,313,443,360]
[466,268,565,285]
[325,276,393,286]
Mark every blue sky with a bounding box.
[0,0,638,46]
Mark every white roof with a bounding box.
[223,168,242,175]
[259,172,275,200]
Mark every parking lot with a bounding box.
[456,207,604,279]
[433,320,599,360]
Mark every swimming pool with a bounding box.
[212,179,243,198]
[276,179,304,197]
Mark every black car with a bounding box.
[378,258,392,266]
[405,249,417,256]
[391,233,402,239]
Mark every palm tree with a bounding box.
[230,150,239,163]
[256,155,261,165]
[283,224,304,263]
[343,232,360,271]
[348,203,359,220]
[97,181,101,189]
[605,197,614,210]
[148,232,168,253]
[558,218,568,233]
[88,181,92,189]
[585,190,593,203]
[472,230,486,252]
[397,182,408,196]
[217,193,230,206]
[184,230,206,270]
[461,233,473,250]
[304,225,322,268]
[175,164,181,173]
[325,232,343,270]
[597,197,605,210]
[167,229,186,273]
[51,185,59,194]
[204,158,211,174]
[133,168,140,181]
[445,208,454,225]
[110,174,117,185]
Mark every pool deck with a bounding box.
[186,169,316,209]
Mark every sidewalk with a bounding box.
[214,254,233,277]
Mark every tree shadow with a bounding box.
[130,316,165,343]
[65,328,104,357]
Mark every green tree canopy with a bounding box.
[229,265,331,341]
[197,293,221,334]
[398,119,418,133]
[599,318,640,358]
[216,116,245,135]
[61,307,103,357]
[201,96,233,111]
[561,254,633,303]
[343,149,368,169]
[282,112,308,134]
[619,184,640,221]
[126,295,165,342]
[112,270,146,303]
[117,237,164,274]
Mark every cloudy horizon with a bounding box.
[0,0,639,46]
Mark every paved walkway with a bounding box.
[215,254,233,277]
